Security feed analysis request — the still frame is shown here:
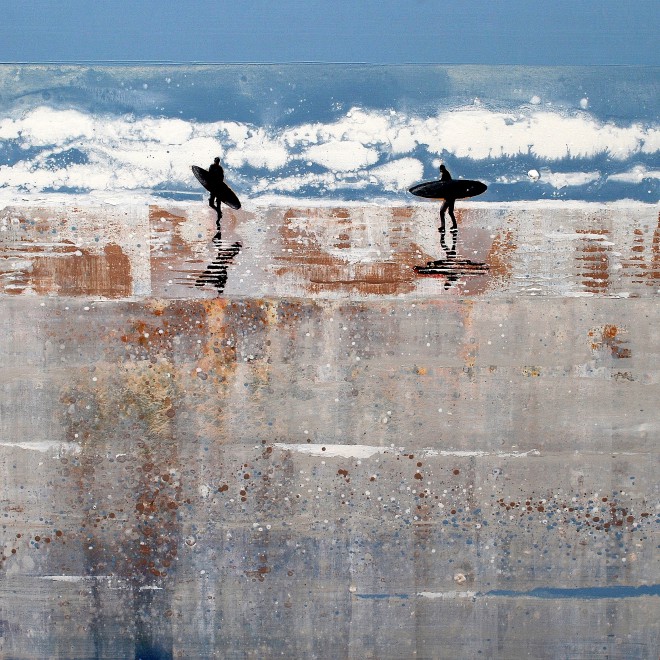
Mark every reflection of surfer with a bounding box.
[439,226,459,289]
[195,232,242,295]
[413,223,488,284]
[440,225,457,258]
[439,164,456,231]
[208,157,225,215]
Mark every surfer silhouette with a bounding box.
[438,164,456,232]
[192,159,241,235]
[208,157,225,219]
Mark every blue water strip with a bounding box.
[354,585,660,601]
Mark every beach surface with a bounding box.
[1,200,659,658]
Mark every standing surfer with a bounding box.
[192,159,241,235]
[438,164,457,232]
[208,157,225,224]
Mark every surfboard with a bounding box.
[414,258,489,275]
[409,179,487,200]
[192,166,241,210]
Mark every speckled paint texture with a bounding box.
[1,199,658,658]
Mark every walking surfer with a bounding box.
[438,164,456,232]
[208,157,225,219]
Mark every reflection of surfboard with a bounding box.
[414,259,489,275]
[409,179,487,200]
[192,166,241,210]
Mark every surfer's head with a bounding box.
[214,157,220,164]
[439,164,447,172]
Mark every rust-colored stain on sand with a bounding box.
[274,207,434,295]
[576,229,610,295]
[589,324,632,359]
[485,228,516,284]
[2,241,131,297]
[624,212,660,287]
[621,227,650,285]
[649,211,660,284]
[149,205,199,293]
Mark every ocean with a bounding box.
[1,63,658,205]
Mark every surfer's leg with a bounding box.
[439,200,448,231]
[209,194,216,208]
[448,200,457,229]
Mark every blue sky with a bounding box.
[1,0,658,65]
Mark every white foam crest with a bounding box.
[369,158,425,191]
[608,165,660,183]
[252,171,338,194]
[303,141,379,171]
[281,108,392,148]
[7,107,96,145]
[540,171,601,188]
[412,110,650,160]
[223,127,289,169]
[496,169,602,188]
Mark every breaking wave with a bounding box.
[0,105,658,202]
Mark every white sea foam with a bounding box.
[537,171,601,188]
[608,165,660,183]
[303,141,379,171]
[369,158,425,191]
[497,169,601,187]
[0,105,657,199]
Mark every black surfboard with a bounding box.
[192,166,241,210]
[409,179,487,200]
